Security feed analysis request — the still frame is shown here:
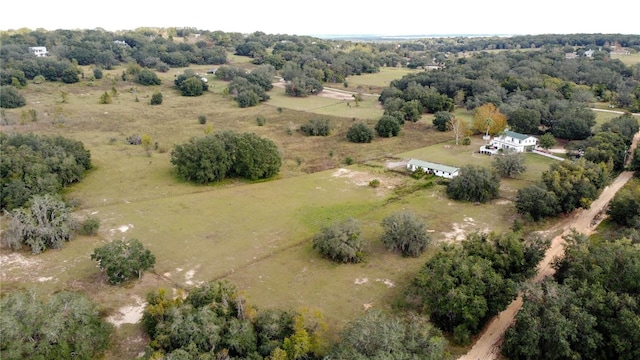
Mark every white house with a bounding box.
[406,159,459,179]
[480,130,538,155]
[28,46,48,57]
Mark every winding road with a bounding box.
[458,129,640,360]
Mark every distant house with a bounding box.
[28,46,48,57]
[113,40,129,46]
[480,130,538,155]
[406,159,459,179]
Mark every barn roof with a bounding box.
[407,159,459,174]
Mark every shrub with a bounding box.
[0,86,26,108]
[126,134,142,145]
[375,115,401,137]
[300,118,331,136]
[462,137,471,145]
[137,68,161,85]
[33,75,45,84]
[78,216,100,236]
[91,239,156,284]
[344,156,354,165]
[150,91,163,105]
[198,114,207,124]
[1,194,75,254]
[346,122,374,143]
[99,91,112,104]
[312,217,364,263]
[381,211,431,257]
[369,179,380,188]
[93,68,103,79]
[256,115,267,126]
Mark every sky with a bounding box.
[2,0,638,36]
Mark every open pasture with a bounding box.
[0,62,556,359]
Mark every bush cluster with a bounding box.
[300,118,331,136]
[346,122,374,143]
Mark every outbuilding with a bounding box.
[406,159,460,179]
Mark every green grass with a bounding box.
[611,52,640,66]
[343,67,420,89]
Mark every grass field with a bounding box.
[611,52,640,66]
[0,63,570,358]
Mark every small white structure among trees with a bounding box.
[406,159,460,179]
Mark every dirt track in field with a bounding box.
[458,129,640,360]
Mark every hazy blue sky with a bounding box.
[3,0,638,36]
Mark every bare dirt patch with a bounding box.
[330,168,403,196]
[107,295,146,327]
[0,252,43,282]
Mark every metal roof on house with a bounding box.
[407,159,459,174]
[503,131,532,140]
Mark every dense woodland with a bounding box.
[1,28,640,359]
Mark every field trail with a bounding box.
[458,130,640,360]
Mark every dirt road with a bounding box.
[458,130,640,360]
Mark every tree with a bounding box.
[328,310,447,359]
[432,111,453,131]
[0,133,92,210]
[599,113,639,144]
[0,290,112,360]
[583,131,628,171]
[285,76,323,97]
[346,122,374,143]
[170,132,281,183]
[60,67,80,84]
[0,86,26,108]
[492,152,527,178]
[541,159,609,213]
[607,178,640,227]
[502,281,600,360]
[446,165,500,203]
[451,115,470,145]
[380,210,432,257]
[472,103,508,136]
[91,238,156,284]
[375,115,401,137]
[508,107,541,134]
[411,243,516,344]
[312,217,364,263]
[551,105,596,140]
[539,132,556,150]
[515,184,560,221]
[2,194,75,254]
[179,76,207,96]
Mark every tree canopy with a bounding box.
[170,131,281,183]
[312,217,364,263]
[91,239,156,285]
[1,132,91,210]
[446,165,500,203]
[380,210,432,257]
[0,290,112,360]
